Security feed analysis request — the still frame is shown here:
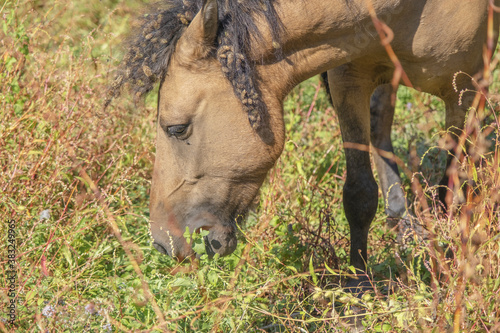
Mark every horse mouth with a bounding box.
[152,242,170,256]
[152,229,237,259]
[151,213,238,260]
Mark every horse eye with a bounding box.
[166,124,190,139]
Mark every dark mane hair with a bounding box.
[106,0,283,128]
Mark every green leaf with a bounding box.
[171,278,193,288]
[26,290,36,302]
[207,270,218,286]
[269,216,280,227]
[381,323,391,331]
[183,226,191,244]
[297,161,305,177]
[324,262,338,276]
[309,255,318,285]
[472,165,478,183]
[494,277,500,291]
[197,270,205,286]
[5,56,17,72]
[62,246,74,267]
[192,239,205,255]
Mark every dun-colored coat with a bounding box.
[110,0,499,285]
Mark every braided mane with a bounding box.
[107,0,283,129]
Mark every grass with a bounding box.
[1,0,500,331]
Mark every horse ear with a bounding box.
[178,0,219,60]
[200,0,218,42]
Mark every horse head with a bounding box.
[149,0,283,261]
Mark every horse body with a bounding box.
[116,0,497,271]
[255,0,495,270]
[256,0,490,95]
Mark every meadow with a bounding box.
[1,0,500,331]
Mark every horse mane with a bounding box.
[106,0,283,128]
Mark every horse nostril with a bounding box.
[203,236,215,258]
[210,239,222,250]
[202,227,237,259]
[153,242,169,255]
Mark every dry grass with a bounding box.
[1,0,500,332]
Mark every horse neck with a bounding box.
[246,0,382,157]
[253,0,398,100]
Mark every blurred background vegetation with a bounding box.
[1,0,499,331]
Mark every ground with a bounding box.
[1,0,500,332]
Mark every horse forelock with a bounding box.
[106,0,283,129]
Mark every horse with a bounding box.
[108,0,498,283]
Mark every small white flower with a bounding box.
[40,210,51,220]
[42,305,55,317]
[102,323,112,332]
[84,303,96,315]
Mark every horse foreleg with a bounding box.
[328,66,378,273]
[439,82,474,208]
[370,84,407,225]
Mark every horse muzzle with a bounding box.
[150,211,237,260]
